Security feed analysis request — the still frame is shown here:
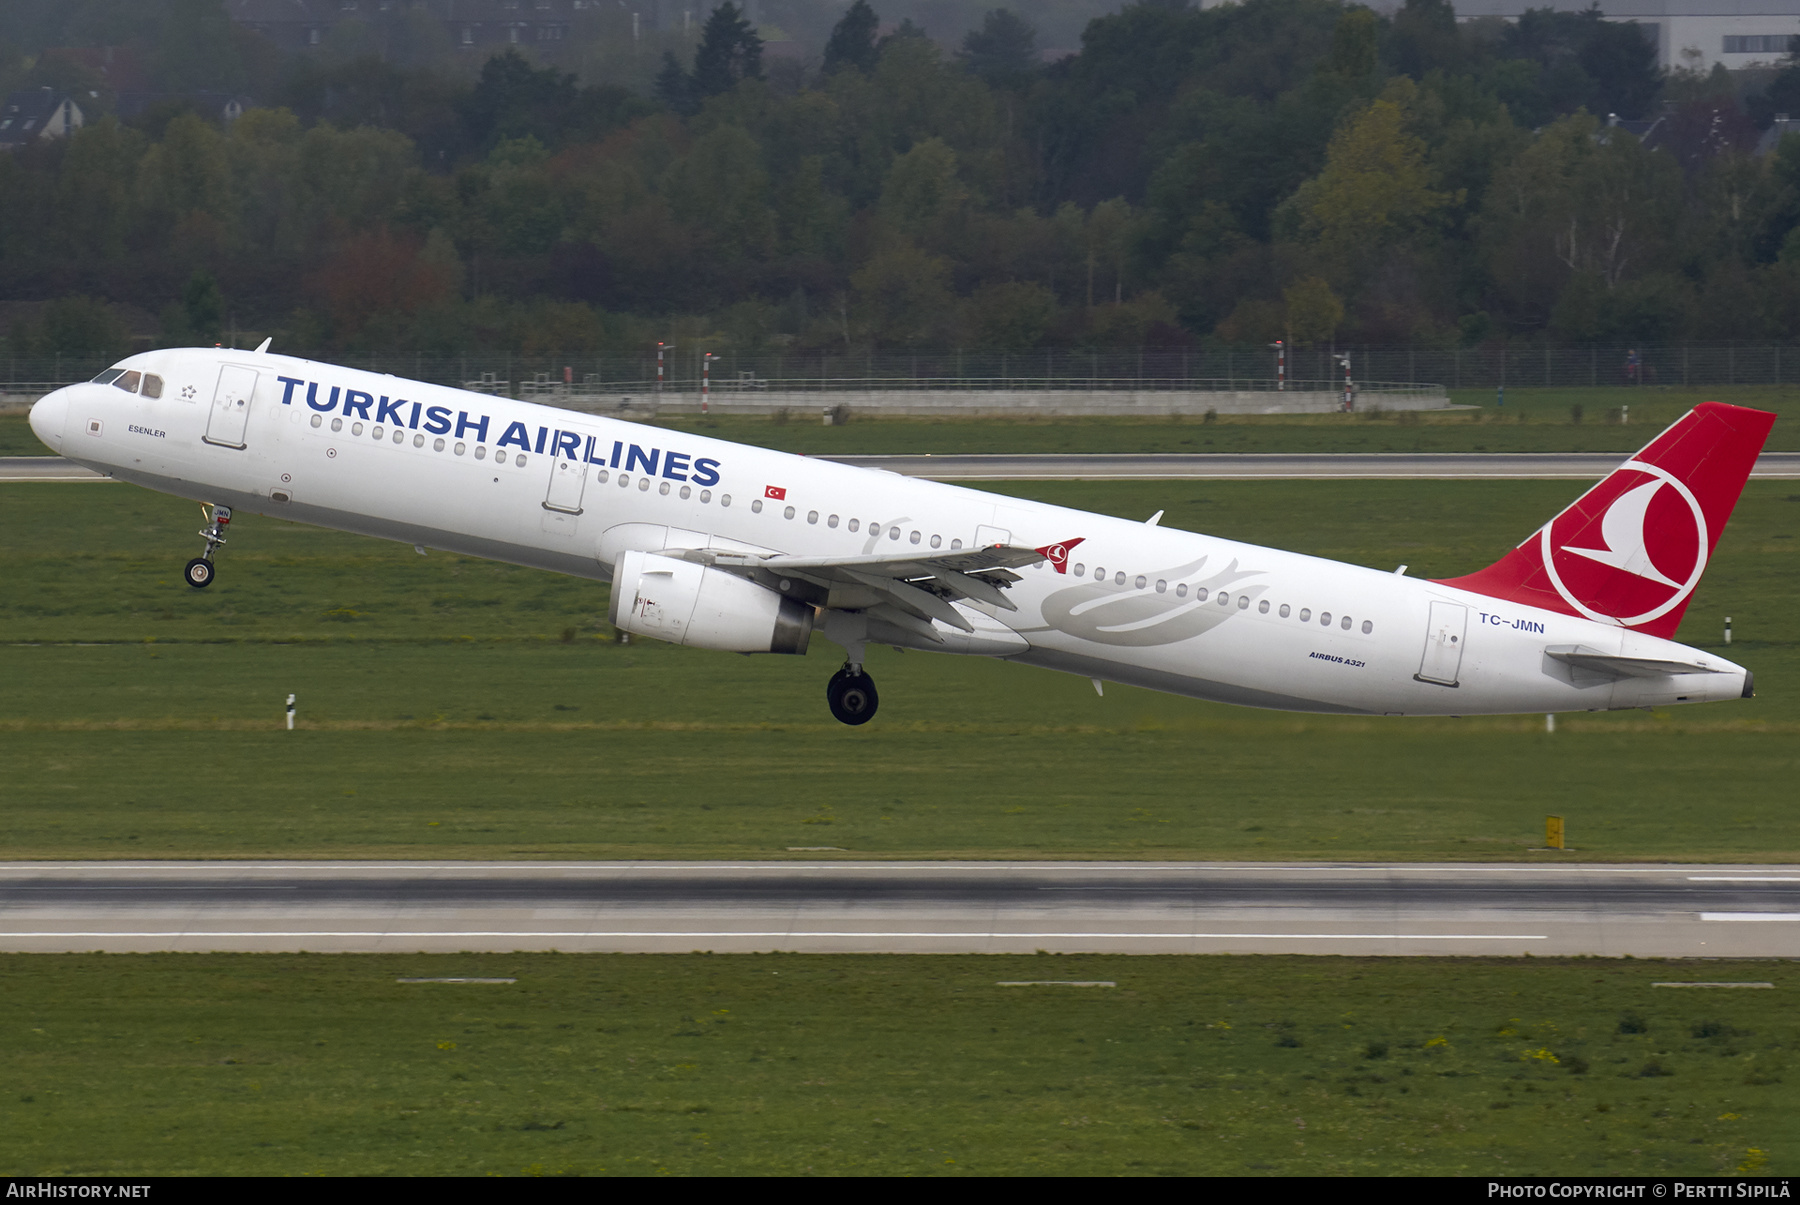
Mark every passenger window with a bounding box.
[1299,608,1310,622]
[950,539,963,550]
[1195,587,1209,602]
[1279,604,1290,618]
[1176,583,1187,598]
[1320,611,1332,625]
[848,518,859,532]
[496,450,508,464]
[1155,580,1166,593]
[1072,563,1085,576]
[1094,566,1105,580]
[595,468,607,482]
[352,423,364,436]
[475,446,487,460]
[869,523,881,537]
[1361,620,1373,634]
[310,414,322,429]
[910,530,921,544]
[1258,600,1269,613]
[660,482,671,495]
[1237,595,1250,610]
[752,499,763,513]
[681,486,692,500]
[434,438,445,452]
[700,489,711,503]
[1217,592,1230,606]
[1341,615,1352,630]
[141,375,164,398]
[372,425,384,439]
[828,514,839,528]
[114,371,141,393]
[455,442,466,456]
[889,527,900,540]
[807,510,818,524]
[721,494,732,507]
[1133,575,1144,589]
[784,505,795,519]
[930,534,941,549]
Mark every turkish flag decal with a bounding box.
[765,485,787,500]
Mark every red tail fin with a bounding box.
[1436,401,1774,639]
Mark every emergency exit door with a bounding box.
[1415,601,1468,687]
[203,365,258,449]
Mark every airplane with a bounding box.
[27,345,1773,725]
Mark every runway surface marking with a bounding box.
[2,930,1552,941]
[1702,913,1800,922]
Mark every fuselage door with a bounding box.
[203,365,259,449]
[1415,600,1468,687]
[543,434,590,515]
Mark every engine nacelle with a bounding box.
[608,549,813,654]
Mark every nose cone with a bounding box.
[29,388,69,453]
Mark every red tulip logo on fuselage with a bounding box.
[1540,461,1707,628]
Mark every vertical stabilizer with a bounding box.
[1435,401,1774,639]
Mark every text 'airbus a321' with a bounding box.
[29,346,1772,725]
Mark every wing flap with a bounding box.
[665,542,1046,614]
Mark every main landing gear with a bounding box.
[826,663,879,726]
[184,503,232,589]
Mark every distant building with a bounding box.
[0,89,85,151]
[1451,0,1800,74]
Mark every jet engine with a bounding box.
[608,549,813,654]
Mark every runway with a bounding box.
[8,452,1799,482]
[3,861,1796,957]
[819,451,1800,479]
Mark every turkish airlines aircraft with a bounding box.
[28,347,1772,724]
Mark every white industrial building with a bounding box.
[1453,0,1800,73]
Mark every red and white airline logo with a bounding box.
[1539,460,1708,627]
[764,485,787,500]
[1034,537,1085,573]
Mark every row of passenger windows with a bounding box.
[1068,560,1373,634]
[311,412,536,465]
[607,473,971,547]
[92,368,164,398]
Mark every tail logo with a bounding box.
[1035,537,1085,573]
[1540,460,1708,628]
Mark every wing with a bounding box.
[658,543,1046,643]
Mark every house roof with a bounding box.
[0,89,77,149]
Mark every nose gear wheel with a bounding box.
[184,503,232,589]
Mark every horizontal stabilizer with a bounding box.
[1546,646,1726,679]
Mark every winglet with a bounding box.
[1436,401,1774,638]
[254,337,273,354]
[1035,537,1086,574]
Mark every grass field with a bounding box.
[5,384,1799,457]
[1,953,1791,1176]
[1,478,1794,861]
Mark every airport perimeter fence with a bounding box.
[5,343,1798,400]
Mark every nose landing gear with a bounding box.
[826,663,879,726]
[184,503,232,589]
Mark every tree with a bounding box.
[959,9,1038,84]
[1281,87,1452,285]
[823,0,881,76]
[1283,276,1344,343]
[183,272,224,344]
[654,51,696,117]
[691,3,763,101]
[1386,0,1461,79]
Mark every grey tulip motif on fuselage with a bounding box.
[1031,556,1267,647]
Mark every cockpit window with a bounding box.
[141,374,163,398]
[114,371,142,394]
[91,369,125,385]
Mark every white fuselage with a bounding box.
[30,348,1751,716]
